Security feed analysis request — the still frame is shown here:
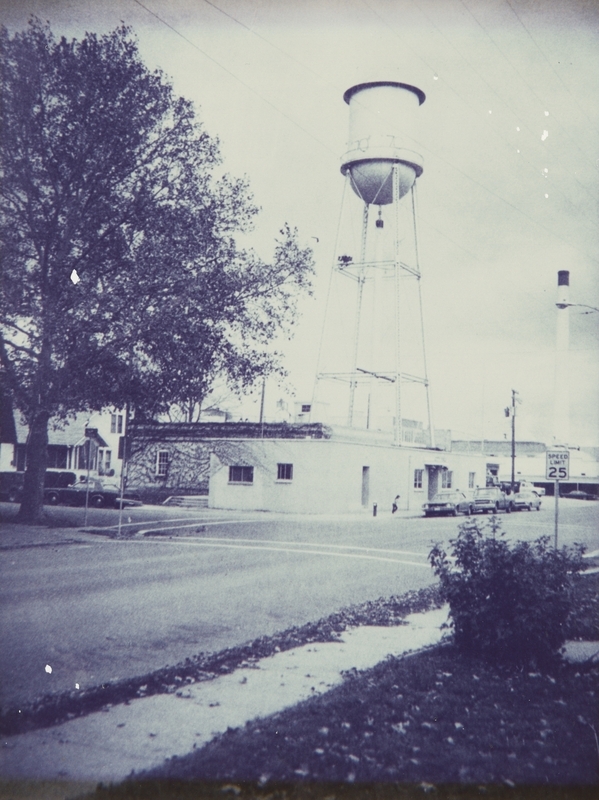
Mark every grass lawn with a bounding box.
[160,643,596,782]
[143,641,597,788]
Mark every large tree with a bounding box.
[0,19,313,522]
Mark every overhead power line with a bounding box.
[401,0,597,207]
[459,0,598,173]
[130,0,336,157]
[130,0,598,265]
[361,0,597,221]
[504,0,596,129]
[201,0,329,89]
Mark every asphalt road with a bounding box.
[1,500,597,710]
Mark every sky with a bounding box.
[2,0,598,445]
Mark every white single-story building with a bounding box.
[189,424,486,515]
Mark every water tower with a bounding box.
[313,80,434,446]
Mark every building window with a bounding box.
[441,470,453,489]
[277,463,293,481]
[413,469,423,489]
[301,404,311,413]
[47,445,68,469]
[15,444,27,471]
[111,413,124,434]
[98,449,112,476]
[156,450,169,477]
[76,441,96,471]
[468,472,476,489]
[229,465,254,483]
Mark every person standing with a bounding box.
[392,494,400,514]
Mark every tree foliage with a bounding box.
[429,519,586,668]
[0,19,313,520]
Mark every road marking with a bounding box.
[158,534,429,559]
[123,537,430,567]
[160,539,431,567]
[135,520,432,556]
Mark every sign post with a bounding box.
[546,450,570,549]
[83,428,98,529]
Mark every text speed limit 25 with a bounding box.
[546,450,569,481]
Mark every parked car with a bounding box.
[44,470,78,488]
[561,490,597,501]
[0,469,77,503]
[423,491,474,517]
[499,481,544,497]
[519,481,545,496]
[512,491,542,511]
[44,478,142,508]
[1,469,77,503]
[473,486,513,514]
[0,471,25,503]
[102,481,144,506]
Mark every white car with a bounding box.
[519,481,545,496]
[512,491,542,512]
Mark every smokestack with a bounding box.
[556,270,570,309]
[553,270,570,446]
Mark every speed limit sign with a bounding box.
[546,450,570,481]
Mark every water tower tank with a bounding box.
[341,81,425,205]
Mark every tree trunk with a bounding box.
[16,410,50,524]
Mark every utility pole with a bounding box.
[117,402,130,539]
[505,390,519,492]
[259,377,266,438]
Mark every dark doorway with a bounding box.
[361,466,370,507]
[427,466,439,499]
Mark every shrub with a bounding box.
[429,518,586,667]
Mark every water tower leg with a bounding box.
[348,202,369,426]
[393,164,402,446]
[411,184,435,448]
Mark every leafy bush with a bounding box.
[429,518,586,667]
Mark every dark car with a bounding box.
[44,470,78,489]
[561,490,597,501]
[1,469,77,503]
[0,471,25,503]
[423,491,474,517]
[44,478,142,508]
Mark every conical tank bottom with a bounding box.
[346,159,416,205]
